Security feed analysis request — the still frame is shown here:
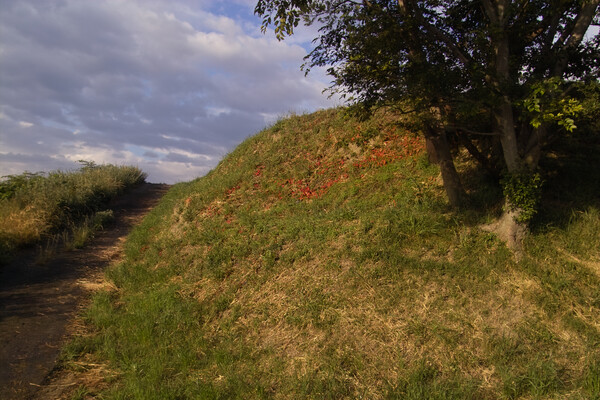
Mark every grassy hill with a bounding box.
[66,108,599,399]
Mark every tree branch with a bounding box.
[539,7,564,62]
[401,1,476,70]
[447,126,500,136]
[481,0,498,24]
[422,21,474,68]
[553,0,600,76]
[456,134,501,179]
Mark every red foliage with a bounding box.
[225,185,240,197]
[353,136,424,169]
[244,132,425,203]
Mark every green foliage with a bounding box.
[522,78,584,132]
[77,159,99,171]
[69,210,116,249]
[501,171,544,223]
[92,209,115,230]
[0,172,44,200]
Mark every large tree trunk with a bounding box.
[492,100,529,252]
[495,111,529,253]
[481,207,528,259]
[521,125,545,170]
[486,9,529,253]
[425,127,466,207]
[497,100,521,172]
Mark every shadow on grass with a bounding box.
[534,132,600,231]
[453,132,600,231]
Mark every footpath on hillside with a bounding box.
[0,183,170,400]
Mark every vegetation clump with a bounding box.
[63,109,599,399]
[0,162,146,263]
[500,171,544,224]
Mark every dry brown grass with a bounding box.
[0,204,49,245]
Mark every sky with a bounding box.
[0,0,339,183]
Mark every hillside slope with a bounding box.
[69,108,599,399]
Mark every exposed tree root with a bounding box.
[481,208,527,261]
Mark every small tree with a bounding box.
[256,0,599,249]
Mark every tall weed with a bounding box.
[0,163,145,263]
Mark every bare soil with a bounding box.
[0,183,170,400]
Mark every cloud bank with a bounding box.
[0,0,338,183]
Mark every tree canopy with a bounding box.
[256,0,600,248]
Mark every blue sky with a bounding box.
[0,0,339,183]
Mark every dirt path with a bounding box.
[0,183,170,400]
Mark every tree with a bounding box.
[256,0,600,250]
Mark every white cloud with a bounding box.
[0,0,338,183]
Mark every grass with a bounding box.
[62,108,599,399]
[0,162,146,264]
